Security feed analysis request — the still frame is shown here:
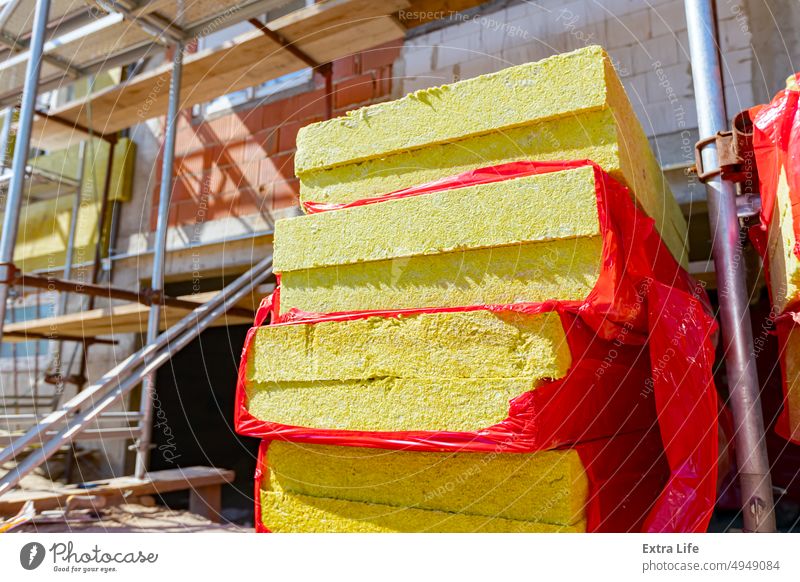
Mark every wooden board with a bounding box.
[2,285,272,342]
[30,0,408,150]
[0,466,235,516]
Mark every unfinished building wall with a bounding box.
[80,0,800,478]
[77,40,405,477]
[390,0,797,263]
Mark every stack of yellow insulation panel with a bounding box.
[261,442,589,533]
[764,76,800,441]
[295,45,687,265]
[275,166,608,314]
[247,46,678,532]
[246,310,571,432]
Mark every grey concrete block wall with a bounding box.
[393,0,799,210]
[395,0,795,152]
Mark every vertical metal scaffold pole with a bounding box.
[684,0,776,532]
[135,44,184,479]
[0,0,51,343]
[0,107,14,172]
[49,140,88,387]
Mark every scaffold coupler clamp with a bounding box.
[0,262,19,285]
[690,109,760,218]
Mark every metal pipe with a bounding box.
[0,428,139,447]
[0,0,51,344]
[12,271,253,316]
[684,0,776,532]
[2,411,140,421]
[135,43,183,479]
[53,228,275,271]
[0,255,273,495]
[89,139,117,289]
[24,228,274,276]
[47,140,88,388]
[61,141,87,288]
[94,0,185,44]
[0,253,272,468]
[0,0,22,31]
[3,330,117,344]
[0,106,13,172]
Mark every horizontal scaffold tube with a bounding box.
[0,255,273,476]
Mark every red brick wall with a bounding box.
[151,40,402,229]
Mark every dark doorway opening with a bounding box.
[147,277,260,525]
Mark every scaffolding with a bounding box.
[0,0,405,501]
[0,0,780,532]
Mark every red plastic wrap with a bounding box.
[238,310,658,451]
[751,74,800,256]
[289,161,696,337]
[253,428,670,533]
[253,440,270,534]
[749,77,800,443]
[239,161,719,532]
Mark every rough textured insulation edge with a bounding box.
[295,46,687,263]
[260,490,587,532]
[275,166,600,272]
[278,235,604,314]
[247,306,571,382]
[266,441,588,525]
[248,376,539,432]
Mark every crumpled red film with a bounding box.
[751,74,800,245]
[237,160,719,532]
[749,75,800,443]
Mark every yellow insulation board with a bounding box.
[8,197,102,272]
[295,46,687,264]
[1,138,136,271]
[29,137,137,203]
[245,310,570,432]
[275,166,600,272]
[776,348,800,444]
[267,442,588,525]
[261,491,586,533]
[278,235,603,314]
[767,166,800,313]
[782,327,800,442]
[249,376,536,432]
[249,300,570,382]
[762,81,800,440]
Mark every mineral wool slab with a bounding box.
[274,166,601,272]
[267,442,588,525]
[249,376,537,432]
[278,235,603,314]
[244,310,571,432]
[764,167,800,438]
[247,304,571,383]
[781,325,800,442]
[261,491,586,533]
[767,168,800,313]
[295,46,687,263]
[297,46,639,172]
